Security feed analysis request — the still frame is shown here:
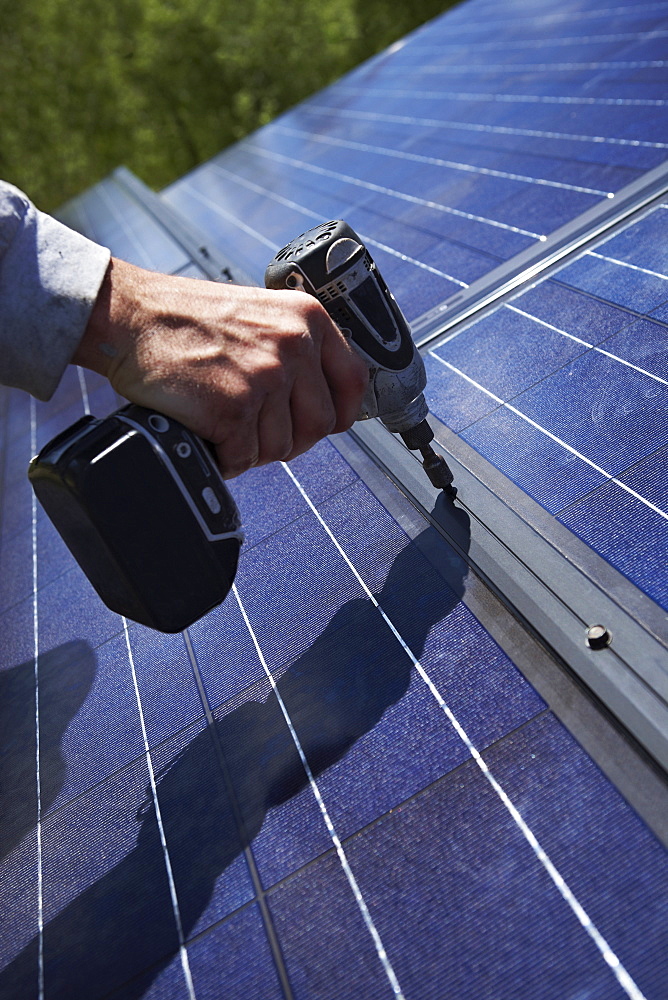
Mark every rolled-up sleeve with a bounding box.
[0,181,110,400]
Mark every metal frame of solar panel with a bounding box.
[2,0,668,998]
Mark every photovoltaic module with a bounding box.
[1,0,667,998]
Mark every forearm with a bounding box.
[0,181,110,400]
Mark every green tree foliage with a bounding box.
[0,0,457,212]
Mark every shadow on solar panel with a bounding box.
[0,519,469,998]
[0,641,96,860]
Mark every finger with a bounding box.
[213,415,261,480]
[256,390,294,466]
[286,366,338,460]
[319,325,369,432]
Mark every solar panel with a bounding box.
[57,175,194,276]
[425,199,668,609]
[2,0,668,998]
[160,0,668,313]
[155,0,668,764]
[3,367,666,999]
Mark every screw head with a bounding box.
[586,624,612,650]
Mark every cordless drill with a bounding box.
[264,221,455,496]
[29,220,454,633]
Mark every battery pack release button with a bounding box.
[148,414,170,433]
[202,486,222,515]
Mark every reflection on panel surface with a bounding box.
[58,176,192,275]
[163,0,668,324]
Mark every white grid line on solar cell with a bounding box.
[179,629,294,998]
[505,304,668,387]
[304,105,668,150]
[32,259,405,995]
[586,250,668,280]
[331,86,668,108]
[122,619,196,999]
[404,29,668,52]
[232,583,406,1000]
[179,179,312,241]
[244,144,546,240]
[419,60,668,72]
[34,370,197,996]
[428,352,668,522]
[76,367,91,415]
[180,173,470,290]
[367,237,469,289]
[281,461,650,1000]
[271,126,614,197]
[30,398,45,1000]
[208,164,471,288]
[177,186,281,252]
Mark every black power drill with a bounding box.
[265,221,455,495]
[29,221,454,633]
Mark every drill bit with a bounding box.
[400,420,457,499]
[418,443,456,496]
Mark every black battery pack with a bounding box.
[28,405,244,633]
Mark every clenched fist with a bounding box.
[73,258,368,478]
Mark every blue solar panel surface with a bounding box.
[2,361,667,999]
[3,0,668,997]
[162,0,668,323]
[426,200,668,610]
[156,0,668,619]
[57,176,207,280]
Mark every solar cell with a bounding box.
[2,0,668,997]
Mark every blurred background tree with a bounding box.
[0,0,458,213]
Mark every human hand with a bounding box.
[74,259,368,478]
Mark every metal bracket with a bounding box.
[111,167,257,287]
[412,159,668,347]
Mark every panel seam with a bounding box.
[182,630,296,1000]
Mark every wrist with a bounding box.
[72,257,144,380]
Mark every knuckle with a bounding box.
[295,298,329,338]
[299,294,326,322]
[281,328,315,362]
[266,357,292,388]
[260,433,293,465]
[351,362,368,395]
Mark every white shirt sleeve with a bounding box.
[0,181,111,400]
